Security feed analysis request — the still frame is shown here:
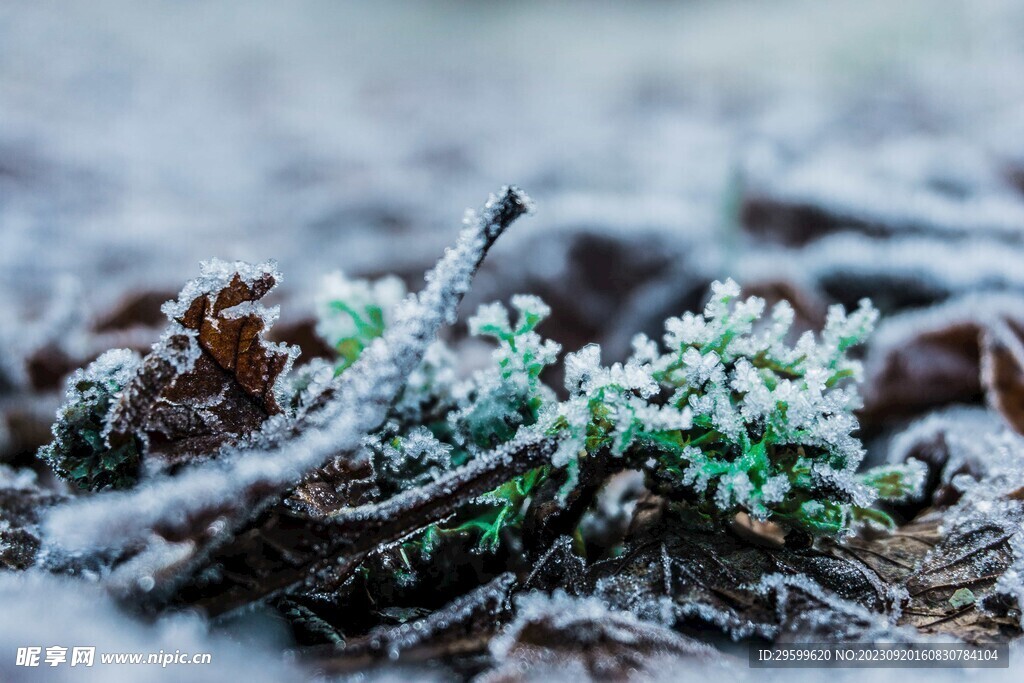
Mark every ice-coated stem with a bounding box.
[324,432,557,548]
[182,432,557,616]
[42,188,533,577]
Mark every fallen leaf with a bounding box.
[479,589,720,683]
[107,261,298,466]
[981,318,1024,435]
[861,320,983,427]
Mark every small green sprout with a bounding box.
[450,465,549,553]
[318,284,560,557]
[315,270,406,373]
[421,296,559,553]
[454,295,560,448]
[858,460,928,502]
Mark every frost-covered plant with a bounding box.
[38,349,142,491]
[420,296,559,553]
[315,270,406,373]
[323,274,922,551]
[549,279,922,536]
[319,277,560,556]
[452,295,561,449]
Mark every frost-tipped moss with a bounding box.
[38,349,142,491]
[320,273,923,550]
[318,284,560,558]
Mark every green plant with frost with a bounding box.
[38,349,142,491]
[550,279,924,536]
[322,273,922,553]
[321,275,559,556]
[315,271,407,373]
[41,266,921,563]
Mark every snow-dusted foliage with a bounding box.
[752,573,917,643]
[42,263,920,587]
[343,294,561,558]
[548,279,920,535]
[938,431,1024,616]
[38,349,142,490]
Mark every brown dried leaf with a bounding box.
[587,518,893,641]
[479,589,720,683]
[285,451,380,517]
[741,194,844,246]
[852,512,1022,643]
[819,503,1024,645]
[584,500,1023,646]
[981,318,1024,435]
[861,320,983,427]
[108,265,297,466]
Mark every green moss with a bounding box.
[38,349,142,491]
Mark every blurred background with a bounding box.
[4,0,1024,461]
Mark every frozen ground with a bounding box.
[5,1,1024,681]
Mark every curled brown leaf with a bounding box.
[107,264,297,466]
